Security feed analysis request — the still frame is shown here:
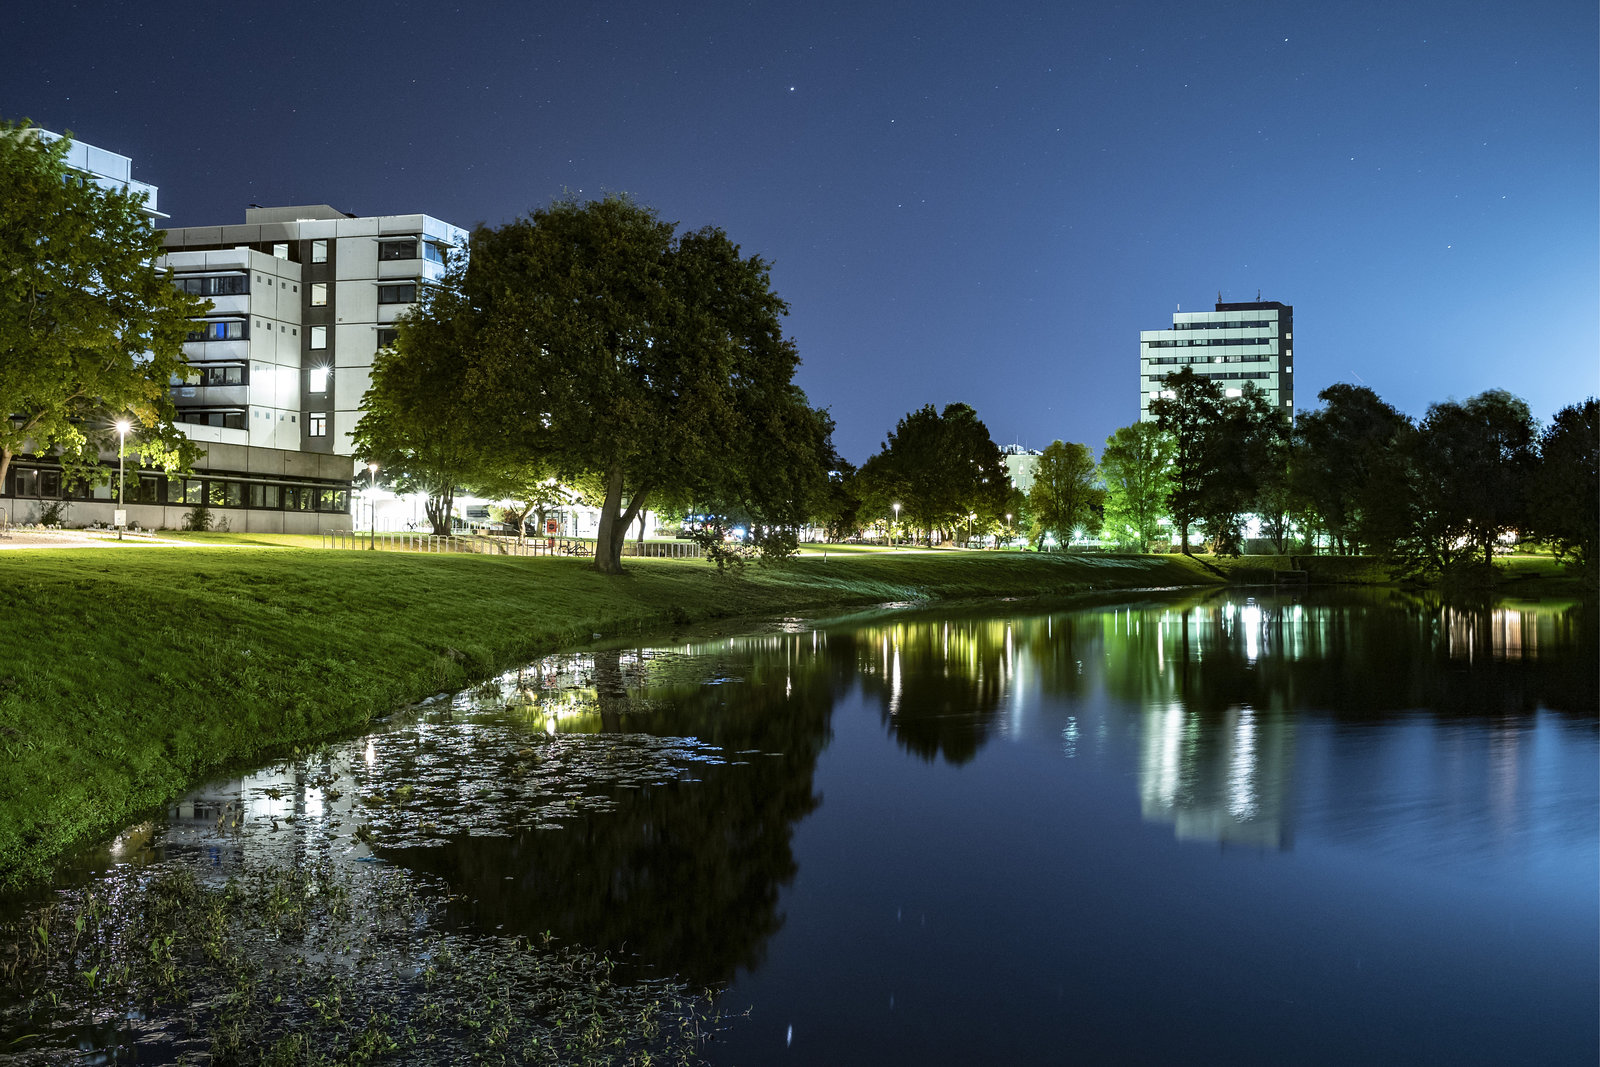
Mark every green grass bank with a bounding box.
[0,544,1218,887]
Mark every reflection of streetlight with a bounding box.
[892,502,900,548]
[968,511,976,547]
[1005,513,1012,549]
[114,419,131,541]
[366,462,378,549]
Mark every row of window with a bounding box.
[2,468,350,514]
[1144,354,1273,367]
[174,364,248,387]
[174,273,249,297]
[1144,371,1275,383]
[1146,336,1274,349]
[187,320,248,341]
[1172,319,1275,330]
[176,410,248,429]
[379,237,447,265]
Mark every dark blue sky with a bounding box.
[6,0,1595,462]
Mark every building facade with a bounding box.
[1138,300,1294,421]
[1,130,467,534]
[160,205,467,459]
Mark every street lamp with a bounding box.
[366,462,378,549]
[892,502,900,548]
[114,419,131,541]
[1005,513,1012,549]
[968,511,976,548]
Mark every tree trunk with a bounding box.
[592,467,650,575]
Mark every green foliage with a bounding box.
[0,121,204,490]
[34,499,69,527]
[183,503,214,532]
[1027,440,1102,549]
[463,196,831,574]
[1292,384,1412,554]
[351,257,477,536]
[1527,398,1598,576]
[1099,422,1174,549]
[1151,370,1286,555]
[860,402,1010,544]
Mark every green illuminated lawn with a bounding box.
[0,543,1217,885]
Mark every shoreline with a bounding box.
[0,541,1584,888]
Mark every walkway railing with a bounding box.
[320,531,702,559]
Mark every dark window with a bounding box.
[377,284,417,304]
[377,328,400,348]
[423,241,447,265]
[13,468,38,496]
[174,274,249,297]
[39,470,61,498]
[136,476,161,503]
[379,238,419,261]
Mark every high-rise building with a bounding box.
[1138,299,1294,421]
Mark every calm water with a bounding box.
[4,589,1596,1064]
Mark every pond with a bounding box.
[2,588,1595,1064]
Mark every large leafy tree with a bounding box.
[0,122,203,490]
[464,197,828,573]
[351,260,480,535]
[1099,421,1174,550]
[860,402,1009,544]
[1027,440,1102,549]
[1371,390,1537,575]
[1150,369,1224,554]
[1293,384,1412,554]
[1527,398,1598,575]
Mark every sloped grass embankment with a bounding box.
[0,546,1216,886]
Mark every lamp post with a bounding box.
[892,502,900,548]
[1005,513,1012,550]
[114,419,131,541]
[968,511,976,548]
[366,462,378,549]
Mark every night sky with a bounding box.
[5,1,1595,463]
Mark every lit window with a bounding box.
[310,326,327,350]
[272,243,289,259]
[311,282,328,307]
[309,366,329,393]
[311,239,328,264]
[309,412,327,437]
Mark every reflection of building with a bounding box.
[1139,299,1294,421]
[1138,702,1295,848]
[1000,444,1043,492]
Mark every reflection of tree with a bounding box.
[1082,590,1596,721]
[385,635,837,987]
[846,618,1015,764]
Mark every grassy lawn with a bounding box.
[0,542,1218,886]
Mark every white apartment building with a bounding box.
[1,129,468,533]
[1139,299,1294,421]
[160,205,467,459]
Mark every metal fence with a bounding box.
[320,531,702,559]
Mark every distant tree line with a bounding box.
[815,371,1595,582]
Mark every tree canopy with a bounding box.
[374,195,831,572]
[859,402,1009,545]
[351,258,479,535]
[1099,421,1174,550]
[0,121,203,489]
[1026,440,1101,549]
[1527,399,1598,575]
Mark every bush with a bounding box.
[35,500,69,527]
[183,504,213,531]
